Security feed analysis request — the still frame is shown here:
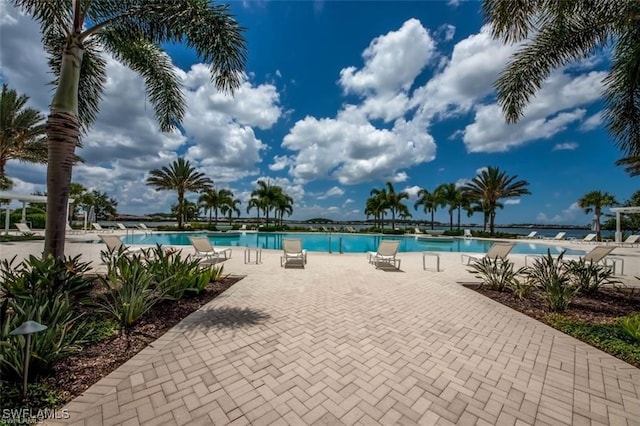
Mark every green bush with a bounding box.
[468,257,525,292]
[0,211,47,229]
[524,250,578,312]
[97,254,164,329]
[443,229,464,236]
[566,258,621,295]
[0,380,64,420]
[620,314,640,343]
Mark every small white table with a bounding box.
[422,252,440,272]
[244,247,262,264]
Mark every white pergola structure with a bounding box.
[610,206,640,242]
[0,191,74,235]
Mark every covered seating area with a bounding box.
[610,206,640,242]
[0,191,74,235]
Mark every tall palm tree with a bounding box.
[483,0,640,168]
[368,187,389,230]
[0,83,47,183]
[250,180,280,225]
[383,182,410,230]
[12,1,247,257]
[435,183,460,231]
[221,197,242,223]
[577,190,618,241]
[461,166,531,235]
[246,197,263,223]
[198,188,233,224]
[273,190,294,226]
[414,188,440,230]
[146,158,212,228]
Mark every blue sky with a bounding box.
[0,0,636,225]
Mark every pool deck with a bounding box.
[2,232,640,425]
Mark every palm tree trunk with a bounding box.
[44,39,84,258]
[392,210,396,230]
[430,210,435,230]
[457,207,461,230]
[177,190,184,228]
[449,211,453,230]
[489,212,496,235]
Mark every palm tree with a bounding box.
[198,188,233,224]
[246,197,263,223]
[12,1,247,257]
[414,188,440,230]
[383,182,410,230]
[578,190,618,241]
[250,180,279,225]
[0,83,47,183]
[273,190,294,226]
[616,155,640,177]
[146,158,212,228]
[221,197,242,224]
[368,187,389,230]
[435,183,460,231]
[461,166,531,235]
[483,0,640,168]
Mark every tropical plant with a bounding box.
[435,183,461,230]
[524,251,578,312]
[620,314,640,343]
[11,0,247,258]
[246,196,264,223]
[616,155,640,177]
[368,187,389,229]
[0,83,47,183]
[566,258,620,295]
[198,188,234,224]
[461,166,531,235]
[468,257,524,292]
[577,190,618,241]
[414,188,440,230]
[147,158,212,228]
[98,253,164,329]
[483,0,640,172]
[249,180,282,225]
[272,188,293,226]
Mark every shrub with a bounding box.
[443,229,464,236]
[524,250,578,312]
[566,258,621,295]
[620,314,640,343]
[506,279,535,300]
[97,255,164,329]
[468,257,525,292]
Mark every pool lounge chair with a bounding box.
[281,238,307,268]
[116,223,128,231]
[546,232,566,240]
[518,231,537,239]
[91,222,113,232]
[461,242,515,265]
[575,233,597,244]
[66,223,83,235]
[368,240,401,270]
[138,223,153,233]
[414,227,424,234]
[525,245,624,274]
[463,229,472,239]
[99,234,145,257]
[189,236,232,263]
[613,234,640,248]
[15,223,33,234]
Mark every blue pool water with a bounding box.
[119,232,586,255]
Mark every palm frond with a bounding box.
[615,155,640,176]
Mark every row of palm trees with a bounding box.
[367,167,531,234]
[145,158,294,228]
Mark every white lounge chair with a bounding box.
[189,236,232,263]
[66,223,83,235]
[615,234,640,248]
[99,234,144,257]
[575,233,597,244]
[368,240,401,270]
[91,223,113,232]
[137,223,153,233]
[463,229,472,239]
[461,243,515,265]
[518,231,537,239]
[281,239,307,268]
[15,223,33,234]
[414,227,424,234]
[525,245,624,274]
[547,232,566,240]
[116,223,128,231]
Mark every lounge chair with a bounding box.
[614,234,640,248]
[137,223,153,232]
[91,223,113,233]
[463,229,472,239]
[66,223,83,235]
[189,236,232,263]
[525,245,624,274]
[15,223,33,234]
[281,238,307,268]
[461,242,514,265]
[575,233,597,244]
[414,227,423,234]
[546,232,566,240]
[518,231,537,239]
[99,234,144,257]
[367,240,401,270]
[116,223,128,231]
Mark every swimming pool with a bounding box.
[120,232,586,255]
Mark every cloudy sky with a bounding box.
[0,1,635,225]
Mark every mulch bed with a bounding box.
[464,284,640,324]
[40,276,243,404]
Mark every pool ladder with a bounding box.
[328,235,343,254]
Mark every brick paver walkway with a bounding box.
[47,251,640,425]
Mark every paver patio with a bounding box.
[33,243,640,426]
